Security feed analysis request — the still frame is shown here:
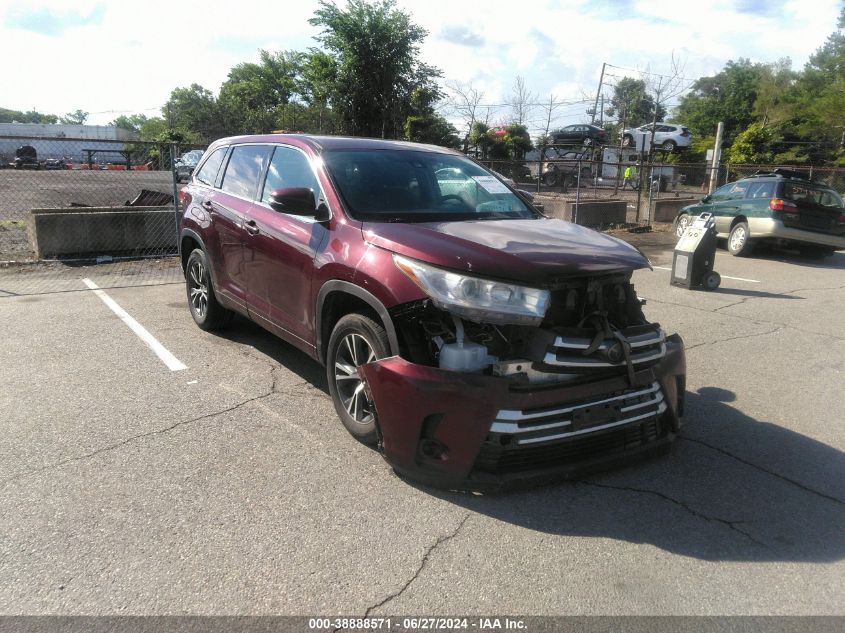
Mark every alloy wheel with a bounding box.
[676,215,690,238]
[188,260,208,319]
[333,333,377,425]
[730,226,747,252]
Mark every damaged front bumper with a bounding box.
[358,334,685,491]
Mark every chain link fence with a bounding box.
[0,136,206,295]
[2,134,844,296]
[479,146,845,226]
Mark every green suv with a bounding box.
[674,170,845,256]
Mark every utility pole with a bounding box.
[590,63,606,125]
[708,121,724,194]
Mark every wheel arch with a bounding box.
[730,215,749,230]
[180,228,225,297]
[316,281,401,365]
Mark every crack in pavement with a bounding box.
[576,480,769,548]
[0,364,282,491]
[361,513,472,619]
[679,436,845,506]
[682,325,784,351]
[646,296,845,343]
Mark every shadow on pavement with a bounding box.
[216,314,329,393]
[708,287,803,299]
[429,388,845,563]
[207,314,845,564]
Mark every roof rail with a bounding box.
[747,168,811,181]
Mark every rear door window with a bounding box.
[194,147,227,187]
[221,145,271,199]
[746,181,775,199]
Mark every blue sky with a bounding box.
[0,0,841,138]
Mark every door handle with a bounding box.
[201,200,213,211]
[245,219,260,235]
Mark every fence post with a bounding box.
[170,144,181,250]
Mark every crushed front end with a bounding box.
[359,270,685,491]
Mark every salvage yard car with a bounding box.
[178,134,686,490]
[674,169,845,257]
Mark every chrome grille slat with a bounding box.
[543,328,666,369]
[494,382,661,423]
[516,403,667,445]
[551,329,665,350]
[489,382,667,445]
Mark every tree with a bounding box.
[218,50,303,135]
[444,80,484,151]
[604,77,664,129]
[403,86,459,148]
[60,109,88,125]
[509,76,535,126]
[110,114,150,134]
[728,123,777,163]
[163,84,222,141]
[674,59,765,142]
[299,49,338,133]
[310,0,440,138]
[776,9,845,163]
[0,108,57,124]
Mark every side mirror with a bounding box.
[269,187,316,215]
[701,194,711,203]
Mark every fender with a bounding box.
[315,280,401,363]
[179,228,223,296]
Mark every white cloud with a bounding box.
[0,0,840,138]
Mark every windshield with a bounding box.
[322,149,537,222]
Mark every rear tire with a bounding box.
[662,140,676,151]
[728,221,754,257]
[186,248,233,330]
[326,314,391,445]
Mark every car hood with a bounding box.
[361,218,650,285]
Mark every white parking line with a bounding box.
[82,278,187,372]
[651,266,761,283]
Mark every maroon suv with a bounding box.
[179,134,686,490]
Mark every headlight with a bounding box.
[393,254,550,325]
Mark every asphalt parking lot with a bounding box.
[0,241,843,616]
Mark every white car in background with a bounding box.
[622,123,692,151]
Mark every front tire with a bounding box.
[728,221,754,256]
[186,248,232,330]
[662,140,676,151]
[326,314,390,445]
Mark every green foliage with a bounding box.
[675,59,766,143]
[163,84,222,142]
[110,114,150,134]
[728,123,777,163]
[469,123,532,160]
[605,78,665,128]
[0,108,57,124]
[59,109,89,125]
[218,50,303,135]
[469,122,492,158]
[404,114,460,148]
[310,0,440,138]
